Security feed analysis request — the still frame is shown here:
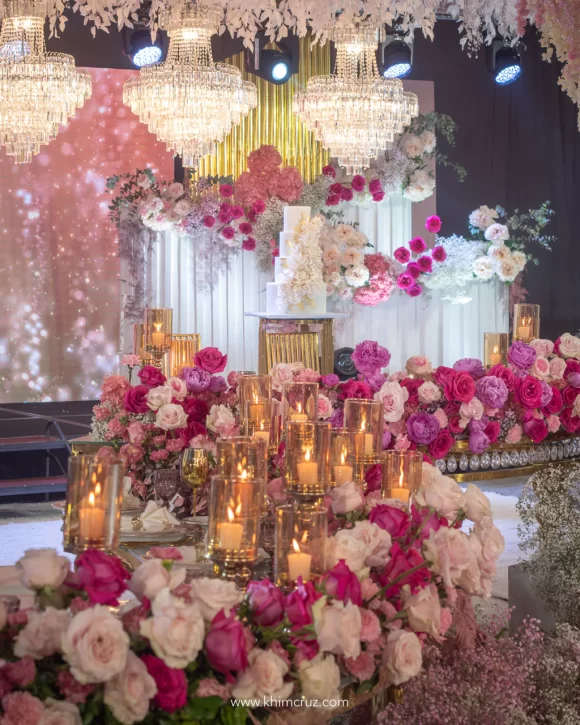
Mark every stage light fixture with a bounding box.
[382,39,412,79]
[494,46,522,85]
[129,29,163,68]
[245,35,298,85]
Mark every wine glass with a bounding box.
[180,448,210,517]
[153,469,180,507]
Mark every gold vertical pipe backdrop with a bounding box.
[195,37,330,182]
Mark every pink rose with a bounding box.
[417,380,440,403]
[17,548,70,590]
[409,236,427,254]
[138,365,166,388]
[317,394,333,420]
[546,414,560,433]
[104,651,157,725]
[406,355,433,377]
[517,375,544,409]
[530,338,554,357]
[141,655,187,713]
[155,403,188,431]
[267,477,286,502]
[205,611,248,678]
[330,481,363,514]
[369,504,410,538]
[147,547,183,561]
[404,583,441,637]
[75,551,130,607]
[323,560,362,605]
[124,385,150,414]
[194,347,228,374]
[14,608,70,660]
[285,580,322,628]
[383,630,422,685]
[531,356,550,380]
[523,417,548,443]
[247,580,285,627]
[550,356,566,379]
[451,372,476,402]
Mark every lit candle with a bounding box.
[287,538,312,582]
[518,317,532,339]
[490,345,501,366]
[254,420,270,445]
[248,398,265,422]
[297,447,318,486]
[358,417,374,456]
[79,491,105,545]
[151,322,165,347]
[290,402,308,422]
[219,505,243,550]
[390,467,410,505]
[333,449,353,486]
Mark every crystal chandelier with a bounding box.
[124,4,257,169]
[0,0,92,164]
[294,20,419,175]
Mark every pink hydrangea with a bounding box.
[247,145,282,174]
[150,449,169,462]
[166,438,185,453]
[354,271,394,306]
[270,166,304,202]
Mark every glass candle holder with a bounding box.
[274,502,328,589]
[144,308,173,368]
[216,436,268,490]
[171,334,201,376]
[381,450,423,507]
[63,454,123,553]
[268,398,283,456]
[484,332,509,368]
[345,399,384,463]
[329,428,356,486]
[513,304,540,343]
[285,421,330,498]
[282,382,318,424]
[238,375,273,426]
[132,323,152,363]
[207,474,263,588]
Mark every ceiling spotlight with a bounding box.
[261,49,292,84]
[488,40,523,86]
[382,39,412,79]
[245,34,298,85]
[129,29,164,68]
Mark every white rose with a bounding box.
[326,529,368,577]
[403,583,441,638]
[459,397,484,422]
[155,403,188,431]
[423,527,472,588]
[330,480,363,514]
[469,205,498,230]
[174,199,192,217]
[484,223,510,243]
[472,256,494,280]
[104,651,157,725]
[403,170,435,202]
[383,630,422,685]
[472,515,505,578]
[168,376,188,401]
[298,653,342,706]
[189,577,243,622]
[487,244,511,262]
[530,338,554,357]
[415,464,465,519]
[558,333,580,360]
[39,699,82,725]
[349,520,392,568]
[146,385,173,411]
[341,248,363,267]
[463,483,492,522]
[14,607,70,659]
[344,265,370,288]
[315,600,361,659]
[511,250,526,271]
[62,606,129,684]
[232,649,293,702]
[494,256,519,282]
[420,130,436,153]
[206,404,236,436]
[166,182,184,199]
[405,355,432,377]
[374,381,408,423]
[317,393,333,420]
[129,559,185,602]
[322,245,341,264]
[329,271,342,286]
[417,381,441,404]
[455,534,486,596]
[270,362,298,393]
[140,588,205,668]
[17,548,70,589]
[400,134,424,158]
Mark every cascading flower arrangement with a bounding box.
[393,216,448,298]
[0,458,505,725]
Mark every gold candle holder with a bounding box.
[381,450,423,507]
[207,474,263,589]
[238,375,273,426]
[132,323,152,364]
[216,436,268,491]
[268,398,283,456]
[484,332,509,367]
[345,399,384,464]
[274,502,327,590]
[513,304,540,343]
[285,421,330,499]
[63,454,123,553]
[171,334,201,376]
[329,428,356,487]
[144,307,173,369]
[282,382,318,425]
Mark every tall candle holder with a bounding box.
[216,437,268,495]
[285,421,330,499]
[274,501,327,590]
[238,375,273,427]
[144,308,173,369]
[132,323,152,365]
[381,450,422,508]
[63,455,123,553]
[345,399,384,480]
[483,332,509,368]
[207,474,263,590]
[282,382,318,425]
[513,304,540,343]
[329,428,356,487]
[171,334,201,376]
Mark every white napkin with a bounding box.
[177,546,197,565]
[121,501,180,532]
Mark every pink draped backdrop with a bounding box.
[0,68,173,403]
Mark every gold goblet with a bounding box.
[180,448,210,517]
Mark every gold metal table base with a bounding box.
[257,317,336,375]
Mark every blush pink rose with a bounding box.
[550,356,566,379]
[417,381,441,404]
[433,408,448,429]
[530,338,554,357]
[406,355,433,377]
[531,356,551,380]
[546,414,561,433]
[505,424,523,443]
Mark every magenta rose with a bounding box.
[561,407,580,434]
[565,360,580,379]
[425,215,442,233]
[508,341,537,371]
[450,372,476,403]
[476,375,509,409]
[487,363,515,391]
[285,580,322,628]
[203,215,215,228]
[409,236,427,254]
[124,385,150,414]
[205,611,248,678]
[400,378,423,405]
[378,543,429,596]
[252,199,266,214]
[246,580,285,627]
[428,430,454,460]
[179,421,207,445]
[322,165,336,178]
[142,655,187,713]
[326,193,341,206]
[323,560,362,605]
[518,375,544,409]
[406,284,422,297]
[222,226,235,240]
[397,272,415,290]
[469,429,490,454]
[407,262,421,279]
[433,366,457,398]
[242,237,256,251]
[373,191,386,202]
[341,188,354,202]
[351,340,391,376]
[407,412,440,444]
[239,221,253,235]
[393,247,411,264]
[523,417,549,444]
[484,420,501,443]
[417,255,433,273]
[351,175,366,192]
[364,463,382,493]
[321,373,340,388]
[542,386,563,415]
[369,179,383,194]
[562,386,580,406]
[219,184,234,198]
[431,245,447,262]
[454,358,485,378]
[181,367,211,393]
[411,505,447,543]
[182,397,210,422]
[138,365,167,388]
[369,503,411,538]
[75,550,130,606]
[339,379,374,400]
[194,347,227,374]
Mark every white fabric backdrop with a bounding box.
[148,194,508,373]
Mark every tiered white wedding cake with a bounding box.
[266,206,327,315]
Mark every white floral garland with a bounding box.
[278,213,325,312]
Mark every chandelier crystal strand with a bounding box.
[293,20,419,175]
[123,4,257,169]
[0,0,91,164]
